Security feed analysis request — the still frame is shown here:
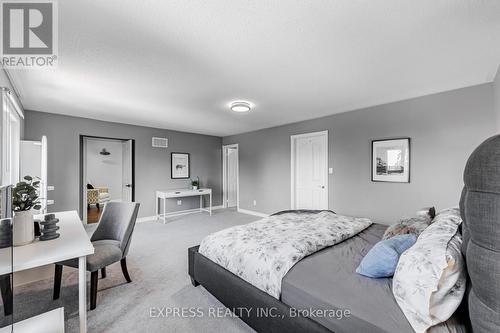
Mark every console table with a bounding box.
[155,188,212,223]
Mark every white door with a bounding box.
[122,140,133,202]
[291,131,328,210]
[20,136,48,213]
[226,147,238,207]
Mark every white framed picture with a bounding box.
[171,152,190,179]
[372,138,410,183]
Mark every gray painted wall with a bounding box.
[494,66,500,132]
[24,111,222,218]
[223,84,496,224]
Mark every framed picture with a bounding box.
[371,138,410,183]
[171,152,190,179]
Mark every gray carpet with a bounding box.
[12,209,259,332]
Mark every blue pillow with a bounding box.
[356,234,417,278]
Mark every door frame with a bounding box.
[79,135,135,223]
[290,130,329,210]
[222,144,239,209]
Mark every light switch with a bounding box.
[177,200,182,206]
[328,167,333,174]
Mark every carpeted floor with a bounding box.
[12,209,259,333]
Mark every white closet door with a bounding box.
[292,132,328,210]
[226,148,238,207]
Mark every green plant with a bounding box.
[12,176,41,212]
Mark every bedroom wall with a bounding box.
[494,66,500,132]
[23,110,223,219]
[223,83,496,224]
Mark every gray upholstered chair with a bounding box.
[53,201,140,310]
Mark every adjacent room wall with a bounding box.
[86,139,124,200]
[24,111,223,219]
[223,84,496,224]
[494,66,500,132]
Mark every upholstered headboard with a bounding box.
[460,135,500,333]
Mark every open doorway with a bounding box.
[79,136,135,224]
[222,144,239,209]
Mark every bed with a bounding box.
[188,135,500,333]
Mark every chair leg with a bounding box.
[53,264,63,300]
[90,271,98,310]
[120,258,132,283]
[96,203,100,210]
[0,275,13,316]
[101,267,106,279]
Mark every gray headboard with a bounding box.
[460,134,500,333]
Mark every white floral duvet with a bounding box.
[199,211,372,299]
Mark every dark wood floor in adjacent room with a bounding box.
[87,207,102,224]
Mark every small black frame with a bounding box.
[371,137,411,183]
[171,152,190,179]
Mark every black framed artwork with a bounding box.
[371,138,411,183]
[171,152,190,179]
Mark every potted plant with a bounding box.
[191,177,199,190]
[12,176,41,246]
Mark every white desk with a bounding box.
[0,307,64,333]
[0,211,94,333]
[155,188,212,223]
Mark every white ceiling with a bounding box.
[8,0,500,136]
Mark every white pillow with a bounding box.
[393,208,466,333]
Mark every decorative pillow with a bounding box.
[382,208,434,240]
[356,234,417,278]
[392,208,466,333]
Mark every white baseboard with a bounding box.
[137,205,224,223]
[237,208,268,218]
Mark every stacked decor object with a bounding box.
[40,214,60,241]
[0,219,12,248]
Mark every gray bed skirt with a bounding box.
[188,245,332,333]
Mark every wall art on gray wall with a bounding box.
[372,138,411,183]
[171,152,190,179]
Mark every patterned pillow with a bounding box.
[382,213,433,240]
[392,208,466,333]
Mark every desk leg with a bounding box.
[200,195,202,212]
[79,256,87,333]
[155,195,158,221]
[209,193,212,216]
[163,198,167,224]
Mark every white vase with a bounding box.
[13,211,34,246]
[192,186,198,190]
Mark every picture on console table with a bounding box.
[171,153,190,179]
[372,138,410,183]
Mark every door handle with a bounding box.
[125,184,132,188]
[319,185,325,189]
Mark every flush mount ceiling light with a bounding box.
[230,101,252,113]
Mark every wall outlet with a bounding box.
[177,200,182,206]
[328,167,333,174]
[253,200,257,207]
